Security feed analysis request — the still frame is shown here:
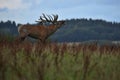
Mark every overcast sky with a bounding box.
[0,0,120,23]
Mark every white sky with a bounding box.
[0,0,120,24]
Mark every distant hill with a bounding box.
[50,19,120,42]
[0,19,120,42]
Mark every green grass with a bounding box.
[0,42,120,80]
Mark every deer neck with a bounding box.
[46,25,59,36]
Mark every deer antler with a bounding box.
[36,14,58,24]
[53,14,58,23]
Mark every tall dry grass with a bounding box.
[0,36,120,80]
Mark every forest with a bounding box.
[0,18,120,42]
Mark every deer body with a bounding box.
[18,20,65,43]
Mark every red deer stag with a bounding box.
[18,14,65,43]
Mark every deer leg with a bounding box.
[20,37,26,41]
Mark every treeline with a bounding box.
[0,20,18,36]
[50,18,120,42]
[0,19,120,42]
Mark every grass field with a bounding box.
[0,37,120,80]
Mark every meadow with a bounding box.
[0,36,120,80]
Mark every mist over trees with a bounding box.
[0,18,120,42]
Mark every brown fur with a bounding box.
[18,21,65,43]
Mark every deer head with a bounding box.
[18,14,65,43]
